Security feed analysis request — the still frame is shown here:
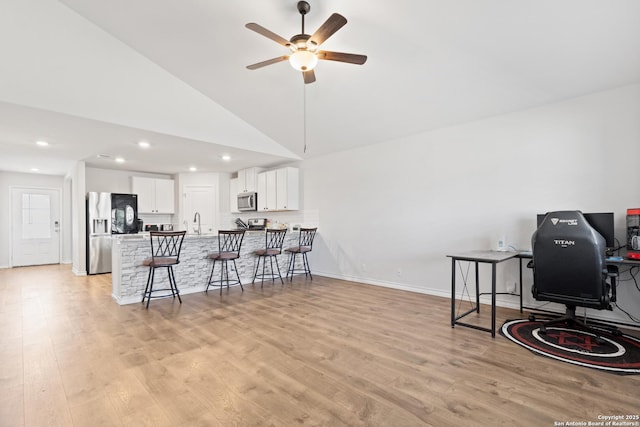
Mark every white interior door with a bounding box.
[184,185,216,234]
[11,188,61,267]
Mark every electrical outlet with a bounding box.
[506,281,516,293]
[361,263,367,272]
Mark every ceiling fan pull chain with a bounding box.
[303,84,307,153]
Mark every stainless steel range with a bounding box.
[248,218,267,230]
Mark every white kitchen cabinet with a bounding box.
[276,167,299,210]
[131,177,175,214]
[237,167,263,193]
[257,170,277,212]
[257,167,299,212]
[230,178,239,213]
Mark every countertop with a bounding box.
[112,228,293,241]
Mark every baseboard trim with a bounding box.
[72,267,87,276]
[316,271,526,311]
[313,271,452,299]
[312,271,639,330]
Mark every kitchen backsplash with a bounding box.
[138,213,173,227]
[220,209,319,230]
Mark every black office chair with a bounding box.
[529,211,618,336]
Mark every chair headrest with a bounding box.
[533,210,605,249]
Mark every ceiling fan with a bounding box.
[245,1,367,84]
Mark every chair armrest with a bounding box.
[606,265,618,303]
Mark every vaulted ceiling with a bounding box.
[1,0,639,176]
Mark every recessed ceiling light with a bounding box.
[189,166,197,172]
[115,157,125,163]
[97,154,112,159]
[36,140,49,147]
[31,168,39,172]
[221,154,231,162]
[138,141,150,148]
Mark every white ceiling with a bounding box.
[1,0,639,176]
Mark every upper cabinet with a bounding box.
[276,167,299,210]
[257,170,277,212]
[257,167,299,212]
[230,178,239,213]
[131,177,175,214]
[237,167,263,193]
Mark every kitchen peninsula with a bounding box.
[111,230,303,305]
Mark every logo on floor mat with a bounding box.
[500,319,640,374]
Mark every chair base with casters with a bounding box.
[285,227,317,281]
[252,229,287,288]
[527,305,621,338]
[206,230,245,296]
[141,231,186,309]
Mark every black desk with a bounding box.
[447,250,520,338]
[449,251,640,338]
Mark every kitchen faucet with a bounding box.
[193,212,201,235]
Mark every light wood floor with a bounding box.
[1,265,639,426]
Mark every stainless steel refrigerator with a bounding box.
[86,192,112,274]
[86,192,139,274]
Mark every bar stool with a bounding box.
[141,231,186,309]
[286,227,317,281]
[206,229,246,295]
[252,229,287,287]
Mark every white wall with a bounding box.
[71,162,86,275]
[85,166,172,193]
[301,83,640,325]
[62,174,72,264]
[0,171,66,268]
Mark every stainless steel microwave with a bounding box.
[237,192,257,211]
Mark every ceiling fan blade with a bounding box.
[309,13,347,46]
[302,69,316,84]
[246,56,289,70]
[317,50,367,65]
[245,23,291,47]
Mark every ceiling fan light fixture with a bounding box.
[245,2,365,83]
[289,50,318,71]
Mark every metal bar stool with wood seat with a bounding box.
[286,227,317,281]
[141,231,186,309]
[206,229,246,295]
[252,229,287,287]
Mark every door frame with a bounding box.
[9,185,63,268]
[182,184,218,234]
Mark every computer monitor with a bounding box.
[536,212,615,248]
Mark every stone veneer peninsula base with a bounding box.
[111,230,303,305]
